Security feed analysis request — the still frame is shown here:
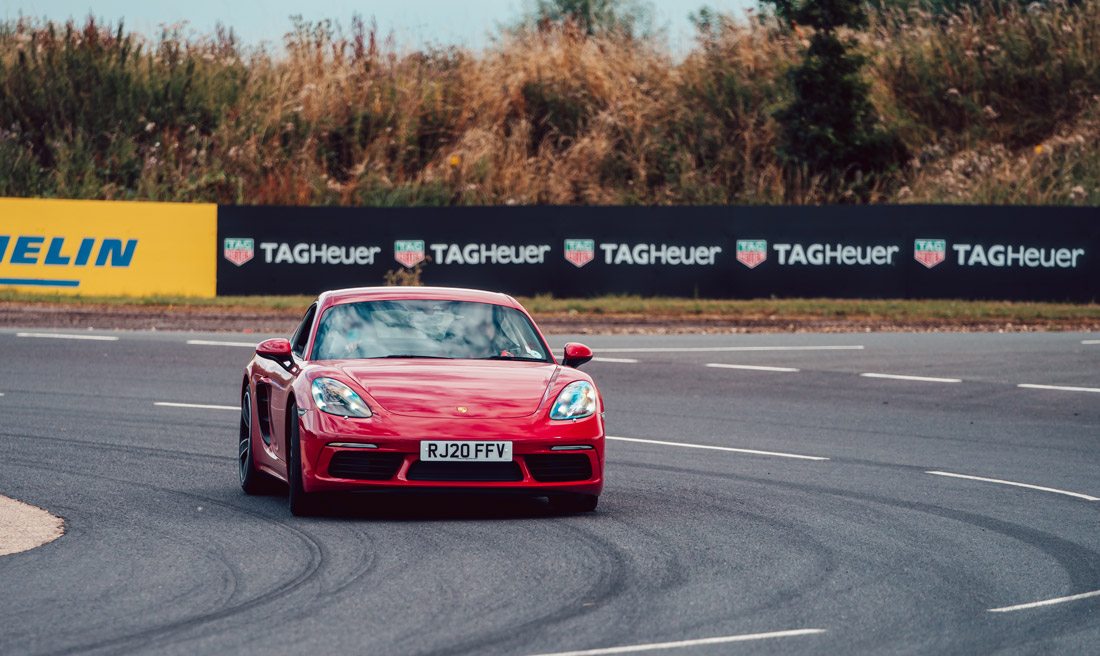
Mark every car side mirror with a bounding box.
[257,338,297,372]
[562,342,593,369]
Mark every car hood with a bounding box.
[334,360,560,418]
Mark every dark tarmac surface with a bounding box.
[1,329,1098,655]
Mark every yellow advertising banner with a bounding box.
[0,198,216,297]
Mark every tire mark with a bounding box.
[0,459,325,656]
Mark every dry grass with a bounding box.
[2,3,1099,205]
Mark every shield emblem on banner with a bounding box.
[394,240,425,268]
[223,238,254,266]
[736,240,767,269]
[914,239,946,268]
[564,239,595,268]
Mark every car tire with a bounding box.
[239,387,276,495]
[549,493,598,514]
[287,401,320,516]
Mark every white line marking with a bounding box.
[525,629,827,656]
[186,339,257,347]
[1018,383,1100,394]
[592,357,639,363]
[0,392,4,396]
[16,332,119,341]
[596,345,863,353]
[608,436,828,461]
[155,402,238,411]
[927,471,1099,501]
[1082,340,1100,345]
[861,373,962,383]
[989,589,1100,613]
[706,363,799,373]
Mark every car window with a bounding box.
[290,303,317,358]
[311,300,550,361]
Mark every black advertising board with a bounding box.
[216,205,1100,301]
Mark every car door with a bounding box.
[256,303,316,467]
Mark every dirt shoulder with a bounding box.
[3,301,1098,334]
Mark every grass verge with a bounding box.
[4,290,1098,326]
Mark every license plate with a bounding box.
[420,441,513,462]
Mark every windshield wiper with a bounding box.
[481,355,548,362]
[376,354,454,359]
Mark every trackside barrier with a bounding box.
[217,205,1100,301]
[1,200,1095,301]
[1,198,217,297]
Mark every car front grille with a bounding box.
[524,454,593,482]
[328,451,404,480]
[406,461,524,482]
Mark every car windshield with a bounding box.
[311,299,552,362]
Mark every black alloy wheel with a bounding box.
[239,388,273,494]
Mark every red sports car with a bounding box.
[238,286,604,516]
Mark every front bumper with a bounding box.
[297,410,604,496]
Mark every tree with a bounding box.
[764,0,906,186]
[524,0,657,38]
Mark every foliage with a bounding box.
[0,2,1098,206]
[521,0,657,37]
[763,0,907,190]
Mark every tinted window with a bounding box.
[290,304,317,358]
[311,300,550,362]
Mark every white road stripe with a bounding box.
[592,357,639,363]
[608,436,828,461]
[861,373,962,383]
[596,345,863,353]
[989,589,1100,613]
[1018,383,1100,394]
[706,363,799,373]
[525,629,827,656]
[16,332,119,341]
[1081,340,1100,345]
[155,402,238,411]
[186,339,257,347]
[927,471,1099,501]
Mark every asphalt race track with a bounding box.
[1,328,1098,655]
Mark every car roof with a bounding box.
[317,286,520,309]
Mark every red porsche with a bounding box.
[238,286,604,516]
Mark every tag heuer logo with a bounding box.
[736,240,767,269]
[564,239,595,268]
[223,238,254,267]
[394,240,425,268]
[914,238,946,268]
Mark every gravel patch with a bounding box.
[0,496,64,557]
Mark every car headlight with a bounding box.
[550,381,597,420]
[311,377,373,418]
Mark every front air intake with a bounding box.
[524,454,593,482]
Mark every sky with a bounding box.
[3,0,756,52]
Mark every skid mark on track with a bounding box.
[0,431,230,465]
[2,459,326,656]
[416,520,633,656]
[617,458,1100,649]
